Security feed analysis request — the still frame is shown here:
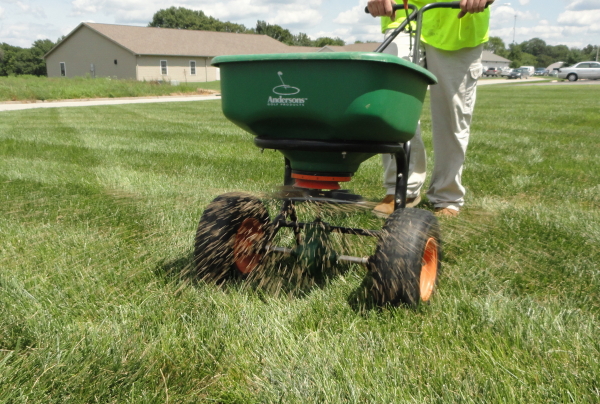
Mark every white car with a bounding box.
[557,61,600,81]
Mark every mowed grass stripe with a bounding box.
[1,84,599,403]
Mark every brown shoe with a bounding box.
[434,207,459,217]
[373,194,421,217]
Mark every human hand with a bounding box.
[458,0,492,18]
[367,0,396,20]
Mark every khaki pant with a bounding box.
[382,30,483,210]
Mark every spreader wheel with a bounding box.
[194,192,271,283]
[369,208,442,307]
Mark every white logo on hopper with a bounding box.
[268,72,307,107]
[273,71,300,95]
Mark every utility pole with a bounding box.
[512,14,517,43]
[596,45,599,62]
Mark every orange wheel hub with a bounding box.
[419,237,438,301]
[233,218,265,274]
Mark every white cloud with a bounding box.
[0,6,5,19]
[69,0,324,27]
[15,0,45,18]
[334,4,363,25]
[71,0,97,14]
[566,0,600,11]
[0,22,58,47]
[557,9,600,26]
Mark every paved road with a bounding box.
[2,78,598,112]
[479,77,600,86]
[478,77,547,85]
[0,94,221,112]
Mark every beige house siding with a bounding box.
[46,25,136,79]
[136,55,217,82]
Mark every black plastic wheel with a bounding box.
[194,192,271,283]
[368,208,442,307]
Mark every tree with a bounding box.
[292,33,314,47]
[520,52,537,66]
[581,44,598,61]
[548,45,569,62]
[255,20,293,44]
[507,43,522,67]
[566,48,583,65]
[484,36,507,57]
[314,37,345,47]
[536,54,554,68]
[30,39,55,75]
[149,7,249,33]
[521,38,547,57]
[0,39,57,76]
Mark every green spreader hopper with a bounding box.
[212,52,436,189]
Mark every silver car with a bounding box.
[557,61,600,81]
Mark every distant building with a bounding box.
[481,51,511,70]
[44,24,511,82]
[44,23,299,82]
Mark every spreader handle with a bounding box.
[365,1,492,61]
[364,1,491,14]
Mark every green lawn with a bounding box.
[0,84,598,403]
[0,75,221,102]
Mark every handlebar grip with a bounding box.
[364,4,408,13]
[443,1,492,8]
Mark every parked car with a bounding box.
[483,67,500,77]
[506,68,530,79]
[557,61,600,81]
[534,68,547,76]
[499,67,512,77]
[519,66,535,75]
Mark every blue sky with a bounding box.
[1,0,599,50]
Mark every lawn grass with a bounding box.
[0,75,221,102]
[0,84,599,403]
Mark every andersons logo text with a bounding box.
[268,71,307,107]
[268,96,308,106]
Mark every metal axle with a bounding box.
[267,245,370,267]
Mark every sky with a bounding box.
[1,0,599,50]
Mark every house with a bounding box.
[45,24,512,81]
[44,23,299,82]
[481,51,511,70]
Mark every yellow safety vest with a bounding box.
[381,0,490,51]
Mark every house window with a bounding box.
[160,60,167,75]
[190,60,196,75]
[60,62,66,77]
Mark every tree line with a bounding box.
[148,7,345,47]
[485,36,598,68]
[2,7,598,77]
[0,39,57,76]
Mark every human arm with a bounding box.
[458,0,492,18]
[367,0,396,20]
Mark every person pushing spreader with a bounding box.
[193,2,479,307]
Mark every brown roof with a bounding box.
[324,43,381,52]
[481,50,511,63]
[44,22,386,59]
[46,23,303,58]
